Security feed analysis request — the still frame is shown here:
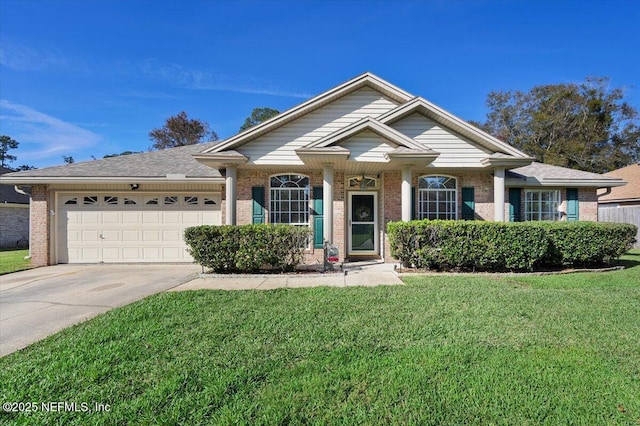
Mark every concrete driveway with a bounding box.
[0,264,201,357]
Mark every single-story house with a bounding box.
[0,166,30,248]
[0,72,627,267]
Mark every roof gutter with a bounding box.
[0,176,225,185]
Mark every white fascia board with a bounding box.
[505,177,627,188]
[202,72,414,154]
[0,176,226,185]
[307,117,426,151]
[380,97,530,158]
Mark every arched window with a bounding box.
[418,175,457,220]
[270,174,310,225]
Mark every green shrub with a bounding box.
[184,224,312,273]
[538,222,637,266]
[388,220,636,272]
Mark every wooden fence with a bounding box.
[598,206,640,248]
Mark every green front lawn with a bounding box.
[0,249,31,275]
[1,251,639,425]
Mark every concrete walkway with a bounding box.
[170,260,403,291]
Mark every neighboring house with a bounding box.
[0,166,30,248]
[598,163,640,248]
[0,72,626,267]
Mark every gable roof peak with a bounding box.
[201,72,414,154]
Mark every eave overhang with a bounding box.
[0,176,226,185]
[379,97,532,159]
[505,176,627,188]
[192,151,249,170]
[481,155,535,169]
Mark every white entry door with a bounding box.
[58,193,221,263]
[348,191,378,255]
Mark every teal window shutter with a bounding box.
[566,188,579,221]
[508,188,522,222]
[411,186,416,220]
[313,186,324,248]
[461,187,475,220]
[252,186,265,224]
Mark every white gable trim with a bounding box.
[379,97,530,158]
[202,72,414,154]
[305,117,432,152]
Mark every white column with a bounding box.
[323,164,334,244]
[401,166,412,222]
[225,165,237,225]
[494,168,505,222]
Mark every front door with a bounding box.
[348,191,378,255]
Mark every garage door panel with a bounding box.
[81,212,100,224]
[162,212,180,224]
[102,230,120,241]
[162,230,182,242]
[102,212,121,224]
[58,192,220,263]
[162,247,183,261]
[102,247,121,262]
[81,230,100,242]
[81,247,101,262]
[143,229,161,241]
[142,247,161,260]
[123,212,141,224]
[122,247,141,260]
[143,212,160,223]
[182,211,201,223]
[122,230,141,241]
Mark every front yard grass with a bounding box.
[0,248,31,275]
[1,250,638,425]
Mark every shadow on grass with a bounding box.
[617,250,640,270]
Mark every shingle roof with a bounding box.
[0,166,30,204]
[599,163,640,202]
[507,162,618,181]
[1,142,222,179]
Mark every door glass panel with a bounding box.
[352,195,374,222]
[352,224,374,251]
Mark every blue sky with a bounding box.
[1,0,638,169]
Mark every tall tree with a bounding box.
[149,111,218,150]
[476,77,640,173]
[0,135,18,168]
[63,155,75,164]
[239,107,280,132]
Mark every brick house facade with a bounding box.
[0,73,624,267]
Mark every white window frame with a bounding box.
[269,174,310,227]
[524,189,561,221]
[417,175,458,220]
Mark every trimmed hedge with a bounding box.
[388,220,637,272]
[184,224,312,273]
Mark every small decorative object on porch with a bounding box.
[324,241,339,270]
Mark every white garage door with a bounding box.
[58,193,221,263]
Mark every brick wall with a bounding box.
[457,172,494,220]
[578,188,598,221]
[0,206,29,248]
[383,171,401,262]
[30,185,50,267]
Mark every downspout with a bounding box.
[14,185,32,259]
